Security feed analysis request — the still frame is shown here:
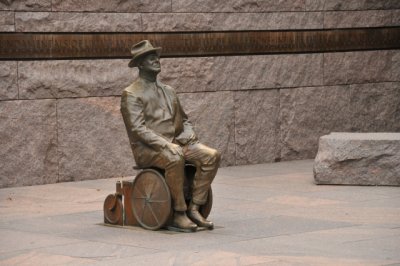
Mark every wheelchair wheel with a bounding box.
[131,169,171,230]
[103,194,123,225]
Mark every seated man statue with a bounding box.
[120,40,221,232]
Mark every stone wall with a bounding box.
[1,0,399,187]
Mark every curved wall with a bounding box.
[1,0,399,187]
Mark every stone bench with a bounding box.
[313,133,400,186]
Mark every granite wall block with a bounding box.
[323,0,400,10]
[0,100,58,188]
[142,12,323,31]
[0,61,18,100]
[15,12,142,32]
[172,0,305,12]
[324,50,398,85]
[0,0,51,11]
[57,97,133,182]
[324,10,393,28]
[279,86,351,161]
[349,82,400,132]
[51,0,171,12]
[393,10,400,25]
[0,11,14,31]
[178,91,236,166]
[234,90,280,165]
[18,60,134,99]
[159,57,215,93]
[210,54,323,91]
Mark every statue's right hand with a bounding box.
[165,143,183,157]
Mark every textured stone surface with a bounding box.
[324,10,393,28]
[210,54,323,91]
[234,90,280,165]
[57,97,133,182]
[348,82,400,132]
[279,86,351,161]
[393,10,400,25]
[324,50,398,85]
[0,11,14,31]
[314,133,400,186]
[143,12,323,31]
[0,61,18,100]
[159,57,215,93]
[178,91,236,166]
[0,0,51,11]
[52,0,171,12]
[0,100,57,188]
[172,0,305,12]
[305,0,325,10]
[18,60,134,99]
[15,12,141,32]
[323,0,400,10]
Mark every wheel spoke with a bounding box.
[134,186,146,199]
[147,178,156,198]
[147,204,160,226]
[141,203,147,221]
[148,199,168,203]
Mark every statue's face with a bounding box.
[139,53,161,73]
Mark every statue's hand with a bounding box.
[165,142,183,157]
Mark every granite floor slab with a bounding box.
[1,160,399,265]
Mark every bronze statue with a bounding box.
[120,40,221,232]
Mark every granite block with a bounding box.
[324,50,397,85]
[279,86,351,161]
[210,54,323,91]
[178,91,236,166]
[348,82,400,132]
[393,10,400,26]
[0,61,18,100]
[305,0,325,10]
[18,60,134,99]
[172,0,305,12]
[57,97,134,182]
[0,11,14,31]
[52,0,171,12]
[234,90,280,165]
[324,10,393,28]
[159,57,215,93]
[0,100,58,188]
[15,12,141,32]
[314,133,400,186]
[323,0,400,10]
[142,12,323,31]
[0,0,51,11]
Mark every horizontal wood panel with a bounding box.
[0,27,399,60]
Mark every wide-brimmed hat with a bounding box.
[128,40,161,68]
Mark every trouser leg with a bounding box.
[184,143,221,205]
[135,147,187,212]
[163,155,187,212]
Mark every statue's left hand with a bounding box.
[165,142,183,157]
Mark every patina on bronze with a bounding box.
[1,27,399,60]
[110,40,220,232]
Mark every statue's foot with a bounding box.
[169,211,198,233]
[187,203,214,230]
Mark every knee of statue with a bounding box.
[167,153,185,167]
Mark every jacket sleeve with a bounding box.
[174,96,198,145]
[121,90,170,151]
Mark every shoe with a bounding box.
[169,211,198,232]
[187,202,214,229]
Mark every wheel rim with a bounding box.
[131,169,171,230]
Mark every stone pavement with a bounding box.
[0,160,399,266]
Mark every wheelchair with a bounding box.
[103,164,213,230]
